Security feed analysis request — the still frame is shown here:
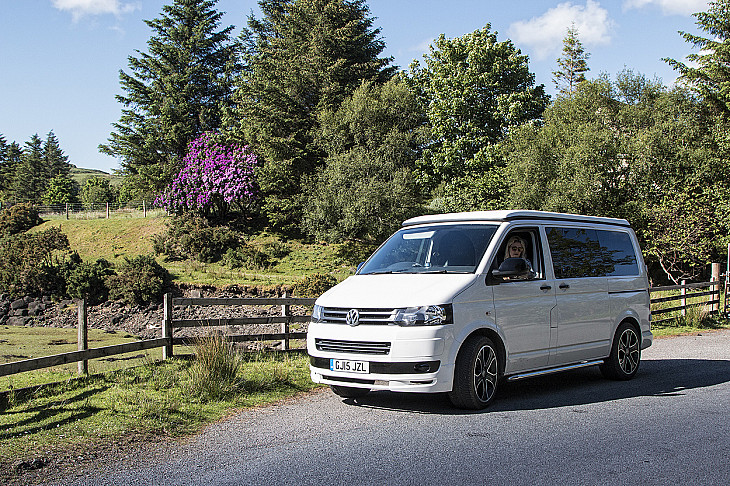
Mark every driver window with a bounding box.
[494,228,543,280]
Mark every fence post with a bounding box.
[711,263,720,313]
[78,299,88,375]
[143,200,147,218]
[163,293,173,359]
[65,202,69,220]
[106,202,110,219]
[680,280,687,317]
[281,291,290,351]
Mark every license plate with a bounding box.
[330,359,369,374]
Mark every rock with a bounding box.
[9,316,31,326]
[10,299,27,310]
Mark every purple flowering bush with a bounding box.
[156,133,259,219]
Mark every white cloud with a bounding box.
[622,0,709,16]
[52,0,140,21]
[508,0,615,60]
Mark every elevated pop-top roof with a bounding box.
[402,210,631,228]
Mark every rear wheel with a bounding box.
[448,336,499,410]
[330,385,370,398]
[600,322,641,380]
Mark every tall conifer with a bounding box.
[232,0,394,233]
[553,23,590,95]
[101,0,240,197]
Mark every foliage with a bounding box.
[293,272,338,297]
[12,135,45,203]
[409,24,549,191]
[66,257,116,305]
[81,176,118,207]
[431,167,508,213]
[504,71,730,283]
[43,174,80,205]
[155,132,259,219]
[42,130,71,180]
[0,202,43,236]
[553,23,590,94]
[100,0,241,196]
[303,78,426,242]
[106,255,171,305]
[153,213,240,263]
[335,239,378,266]
[665,0,730,115]
[0,139,21,202]
[186,332,242,401]
[222,244,271,269]
[0,227,70,297]
[230,0,395,234]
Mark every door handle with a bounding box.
[540,285,552,291]
[559,283,570,290]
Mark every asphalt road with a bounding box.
[57,330,730,486]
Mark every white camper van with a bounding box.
[306,211,652,409]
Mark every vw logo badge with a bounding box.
[345,309,360,326]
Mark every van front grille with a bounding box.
[315,338,391,355]
[320,307,397,325]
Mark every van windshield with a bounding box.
[359,224,498,275]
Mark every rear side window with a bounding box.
[546,227,639,278]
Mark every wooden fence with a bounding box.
[0,293,315,379]
[0,274,725,380]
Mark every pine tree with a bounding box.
[100,0,241,197]
[231,0,395,234]
[664,0,730,114]
[0,141,22,202]
[553,23,590,95]
[43,131,71,179]
[14,135,45,202]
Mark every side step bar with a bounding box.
[507,360,605,382]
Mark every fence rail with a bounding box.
[0,294,315,379]
[649,274,721,325]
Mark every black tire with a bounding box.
[600,321,641,380]
[448,335,500,410]
[330,385,370,398]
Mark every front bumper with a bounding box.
[307,322,454,393]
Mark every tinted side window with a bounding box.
[596,230,639,276]
[547,227,640,278]
[546,227,601,278]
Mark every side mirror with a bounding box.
[491,258,533,279]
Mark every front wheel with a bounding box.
[330,385,370,398]
[448,336,500,410]
[600,322,641,380]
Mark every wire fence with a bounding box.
[32,202,165,220]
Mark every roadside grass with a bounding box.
[0,349,317,485]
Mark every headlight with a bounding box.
[311,304,324,323]
[394,305,452,326]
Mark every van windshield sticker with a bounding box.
[403,231,435,240]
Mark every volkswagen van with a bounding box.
[306,210,653,409]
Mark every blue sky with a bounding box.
[0,0,710,173]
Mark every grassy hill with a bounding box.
[35,215,353,288]
[69,166,123,187]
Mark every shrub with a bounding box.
[335,240,378,266]
[153,213,240,263]
[0,203,43,236]
[106,255,171,306]
[155,132,259,220]
[293,273,338,298]
[0,227,70,297]
[66,258,116,305]
[222,244,271,269]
